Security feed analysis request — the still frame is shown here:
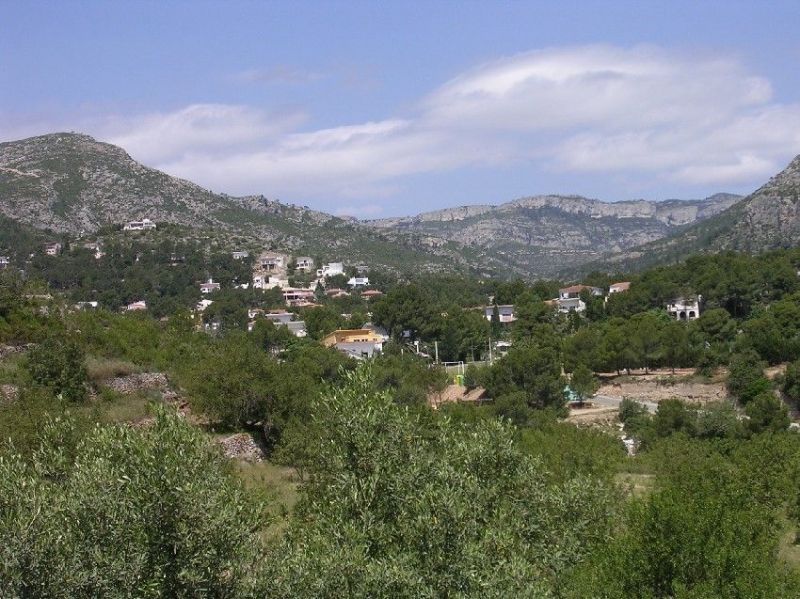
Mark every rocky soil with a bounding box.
[216,432,267,462]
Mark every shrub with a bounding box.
[25,336,87,402]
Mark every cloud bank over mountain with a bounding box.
[5,45,800,216]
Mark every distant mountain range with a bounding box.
[1,132,798,278]
[363,193,741,276]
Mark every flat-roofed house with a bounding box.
[666,296,701,321]
[608,281,631,294]
[322,328,385,359]
[482,304,516,323]
[556,285,603,313]
[123,218,156,231]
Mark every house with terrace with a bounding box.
[666,296,701,320]
[556,285,603,313]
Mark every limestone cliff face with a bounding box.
[722,156,800,251]
[363,192,740,275]
[588,155,800,274]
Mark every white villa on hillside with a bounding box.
[247,309,307,337]
[608,281,631,294]
[44,242,62,256]
[317,262,344,278]
[666,296,701,320]
[200,279,220,294]
[556,285,603,313]
[123,218,156,231]
[295,256,314,272]
[347,276,369,288]
[482,305,516,323]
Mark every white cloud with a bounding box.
[15,45,798,207]
[105,104,306,164]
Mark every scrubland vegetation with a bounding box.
[2,247,800,596]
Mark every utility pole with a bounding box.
[434,340,439,364]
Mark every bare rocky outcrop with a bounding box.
[0,384,19,404]
[216,432,267,462]
[102,372,170,395]
[0,344,36,360]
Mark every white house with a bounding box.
[44,242,62,256]
[248,309,307,337]
[0,256,9,268]
[199,279,221,294]
[257,252,287,273]
[666,296,701,321]
[195,299,214,312]
[608,281,631,294]
[123,218,156,231]
[556,285,603,313]
[283,288,315,306]
[232,250,249,260]
[75,301,98,310]
[483,304,516,323]
[317,262,344,278]
[125,300,147,312]
[347,276,369,288]
[294,256,314,272]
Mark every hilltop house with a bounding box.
[248,309,308,337]
[322,328,385,359]
[123,218,156,231]
[199,279,220,294]
[44,242,62,256]
[556,285,603,313]
[283,288,315,307]
[257,252,288,274]
[347,276,369,288]
[294,256,314,272]
[608,281,631,294]
[666,296,701,320]
[482,304,516,323]
[317,262,344,278]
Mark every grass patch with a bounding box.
[778,515,800,573]
[235,460,300,540]
[86,356,140,382]
[0,354,24,384]
[95,387,154,424]
[615,472,656,498]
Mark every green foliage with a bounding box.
[567,437,800,597]
[485,340,566,413]
[727,349,770,404]
[262,366,617,597]
[370,351,447,406]
[745,392,790,434]
[569,362,598,403]
[0,408,263,597]
[25,336,88,402]
[783,359,800,406]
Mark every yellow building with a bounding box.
[321,329,384,347]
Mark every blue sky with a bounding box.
[3,1,800,217]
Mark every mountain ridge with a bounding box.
[3,131,788,279]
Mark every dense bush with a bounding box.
[0,408,263,597]
[25,336,88,402]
